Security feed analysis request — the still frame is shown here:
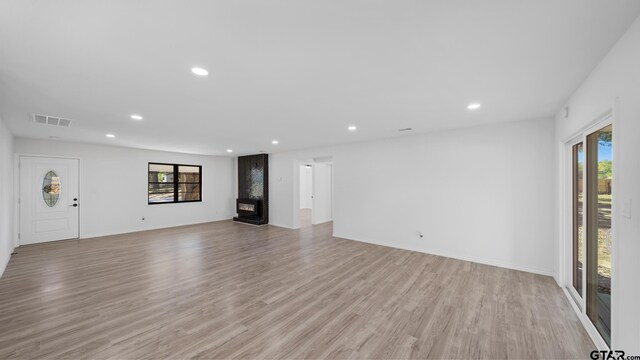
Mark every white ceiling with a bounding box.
[1,1,639,156]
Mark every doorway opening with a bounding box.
[297,157,333,228]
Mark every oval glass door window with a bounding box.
[42,170,61,207]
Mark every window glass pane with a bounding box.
[178,192,201,201]
[149,183,174,193]
[149,183,174,203]
[572,143,584,297]
[586,124,612,346]
[149,193,175,203]
[179,183,200,201]
[149,164,174,183]
[178,166,200,183]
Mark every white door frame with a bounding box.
[14,153,83,246]
[559,108,616,351]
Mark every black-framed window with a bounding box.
[148,163,202,204]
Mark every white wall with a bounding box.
[555,15,640,352]
[299,165,312,209]
[270,118,556,276]
[14,139,236,239]
[0,118,14,277]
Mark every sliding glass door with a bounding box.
[567,121,613,347]
[586,124,613,346]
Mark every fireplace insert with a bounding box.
[236,198,260,217]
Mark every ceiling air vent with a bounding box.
[32,114,72,127]
[34,114,47,124]
[58,118,72,127]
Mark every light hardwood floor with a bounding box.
[0,220,593,359]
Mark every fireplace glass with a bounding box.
[239,203,255,212]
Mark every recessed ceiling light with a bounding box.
[106,134,116,138]
[130,114,143,120]
[272,140,279,145]
[191,67,209,76]
[348,125,357,131]
[226,149,233,153]
[467,103,481,110]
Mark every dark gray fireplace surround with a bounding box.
[233,154,268,225]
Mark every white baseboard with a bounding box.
[312,219,333,226]
[333,232,555,277]
[267,222,294,229]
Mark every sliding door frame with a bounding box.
[561,108,617,351]
[565,135,586,310]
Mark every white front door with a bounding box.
[19,156,79,245]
